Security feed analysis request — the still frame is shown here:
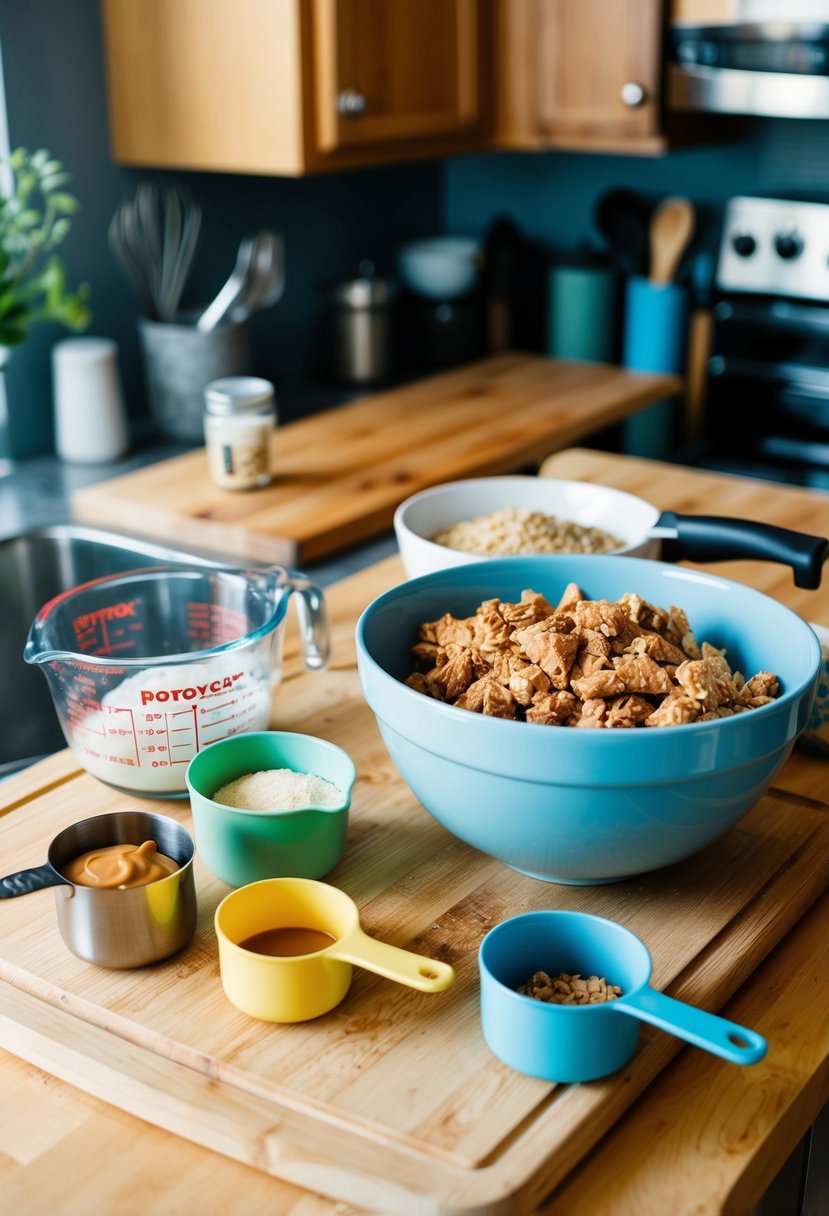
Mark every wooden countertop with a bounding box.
[70,353,678,565]
[3,450,828,1215]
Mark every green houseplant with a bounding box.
[0,146,91,347]
[0,147,91,469]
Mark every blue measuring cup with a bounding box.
[479,910,767,1083]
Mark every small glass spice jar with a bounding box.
[204,376,276,491]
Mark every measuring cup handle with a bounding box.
[657,512,829,590]
[0,864,71,899]
[615,987,767,1066]
[280,571,331,670]
[334,928,455,993]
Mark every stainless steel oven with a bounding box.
[701,195,829,488]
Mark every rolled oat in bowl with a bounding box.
[432,507,623,557]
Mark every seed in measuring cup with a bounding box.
[517,971,623,1005]
[212,768,343,810]
[431,507,624,556]
[61,840,179,889]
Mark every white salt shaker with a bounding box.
[52,337,130,463]
[204,376,276,490]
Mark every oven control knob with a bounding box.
[731,233,757,258]
[775,231,803,260]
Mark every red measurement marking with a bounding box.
[123,708,138,764]
[156,706,199,757]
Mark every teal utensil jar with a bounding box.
[547,263,618,363]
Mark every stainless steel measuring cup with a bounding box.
[479,910,767,1083]
[24,564,329,797]
[0,811,197,968]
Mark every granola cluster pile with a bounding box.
[404,582,780,729]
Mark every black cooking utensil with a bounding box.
[482,216,521,353]
[594,188,651,277]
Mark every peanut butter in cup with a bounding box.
[61,840,179,889]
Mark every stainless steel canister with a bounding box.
[139,317,251,442]
[326,271,397,385]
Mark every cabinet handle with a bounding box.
[337,89,368,117]
[620,81,648,108]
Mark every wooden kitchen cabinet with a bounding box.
[491,0,668,154]
[100,0,484,176]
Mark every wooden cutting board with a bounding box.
[1,554,828,1215]
[70,353,678,565]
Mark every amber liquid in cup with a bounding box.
[238,926,337,957]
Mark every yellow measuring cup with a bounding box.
[214,877,455,1022]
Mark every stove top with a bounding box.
[716,195,829,302]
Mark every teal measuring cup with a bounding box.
[186,731,356,886]
[479,910,767,1083]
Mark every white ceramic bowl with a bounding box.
[394,476,660,579]
[396,237,480,300]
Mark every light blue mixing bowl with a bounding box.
[356,556,821,884]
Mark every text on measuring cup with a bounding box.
[138,672,244,705]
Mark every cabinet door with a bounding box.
[101,0,307,174]
[494,0,665,153]
[310,0,482,155]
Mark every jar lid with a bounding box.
[204,376,275,414]
[327,276,397,308]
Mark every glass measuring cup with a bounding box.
[24,565,329,797]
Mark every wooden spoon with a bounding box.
[649,197,695,285]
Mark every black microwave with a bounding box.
[667,22,829,119]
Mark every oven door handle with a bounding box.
[777,386,829,411]
[656,513,829,589]
[710,355,829,396]
[715,299,829,334]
